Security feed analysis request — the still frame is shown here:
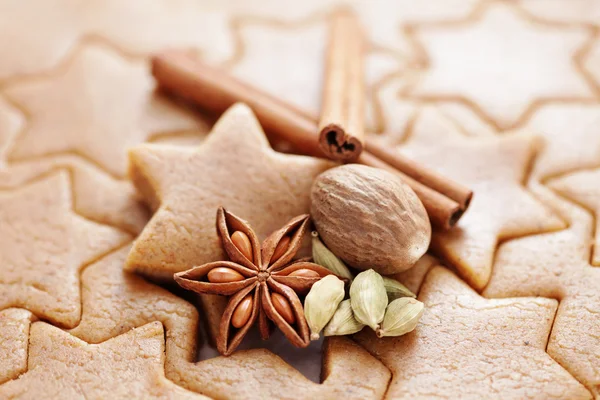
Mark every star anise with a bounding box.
[174,207,338,356]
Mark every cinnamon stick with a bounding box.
[318,10,365,162]
[151,51,469,229]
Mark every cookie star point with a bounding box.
[205,102,272,149]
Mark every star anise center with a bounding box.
[257,271,270,282]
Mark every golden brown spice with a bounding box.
[311,164,431,274]
[231,231,253,262]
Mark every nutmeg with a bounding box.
[310,164,431,274]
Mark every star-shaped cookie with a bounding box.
[126,103,333,280]
[72,245,390,399]
[4,43,203,177]
[70,246,199,380]
[406,2,595,129]
[384,107,564,290]
[369,75,418,141]
[517,102,600,265]
[0,309,34,384]
[0,322,207,399]
[355,266,592,399]
[549,168,600,266]
[0,171,130,328]
[0,155,148,235]
[485,190,600,396]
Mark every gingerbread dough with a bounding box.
[86,0,234,64]
[356,267,592,399]
[4,43,203,177]
[387,108,564,290]
[520,0,600,24]
[486,187,600,396]
[0,95,23,167]
[0,0,83,80]
[0,322,207,399]
[228,14,408,134]
[0,171,130,328]
[524,104,600,182]
[0,309,34,384]
[0,155,148,235]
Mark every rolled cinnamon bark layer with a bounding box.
[318,10,365,162]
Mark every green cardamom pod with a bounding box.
[311,232,353,280]
[304,275,345,340]
[323,299,365,336]
[350,269,388,331]
[376,297,424,338]
[382,276,416,301]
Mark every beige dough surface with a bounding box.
[355,267,592,399]
[549,169,600,266]
[0,322,208,399]
[405,2,595,130]
[0,171,130,328]
[4,43,204,178]
[485,185,600,396]
[0,155,149,235]
[0,96,23,167]
[0,309,34,384]
[1,0,600,398]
